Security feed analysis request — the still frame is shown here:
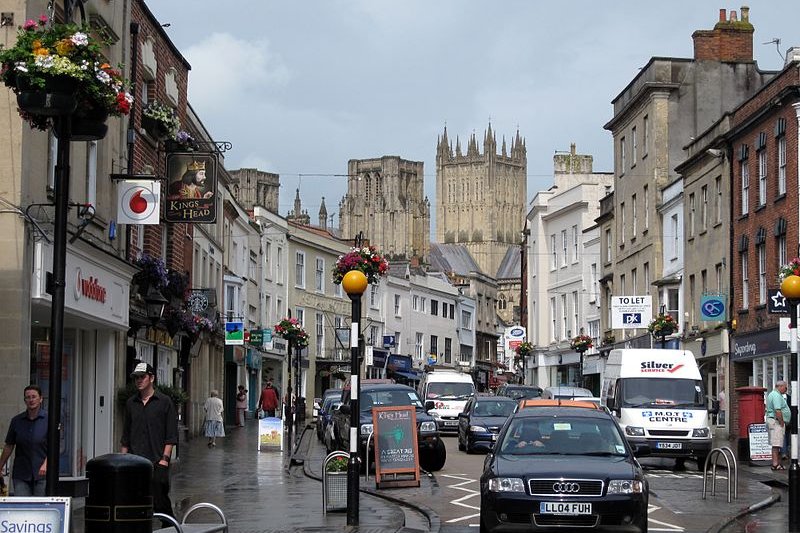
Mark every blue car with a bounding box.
[316,388,342,442]
[458,396,516,453]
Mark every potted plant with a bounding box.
[325,456,348,473]
[332,245,389,285]
[132,253,168,294]
[274,317,309,348]
[648,313,677,338]
[141,100,179,140]
[570,334,593,353]
[0,15,131,133]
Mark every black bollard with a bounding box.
[85,453,153,532]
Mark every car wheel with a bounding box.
[479,508,490,533]
[465,437,474,454]
[421,439,447,471]
[636,516,648,533]
[458,434,465,451]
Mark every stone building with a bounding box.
[228,168,280,215]
[339,156,430,261]
[435,125,526,277]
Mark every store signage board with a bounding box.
[0,497,71,533]
[747,423,772,462]
[611,296,652,329]
[372,406,420,488]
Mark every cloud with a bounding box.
[183,32,289,112]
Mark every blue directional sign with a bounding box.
[701,295,726,321]
[383,335,396,347]
[622,313,642,325]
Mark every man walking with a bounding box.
[0,386,48,496]
[257,379,280,418]
[766,380,790,470]
[121,363,178,520]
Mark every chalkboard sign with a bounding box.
[748,422,771,461]
[372,405,420,488]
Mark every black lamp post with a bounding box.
[341,269,367,526]
[44,0,85,496]
[780,274,800,531]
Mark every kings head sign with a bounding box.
[165,153,218,224]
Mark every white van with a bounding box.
[601,348,712,468]
[419,369,476,432]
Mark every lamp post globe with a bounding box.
[782,275,800,301]
[342,270,368,296]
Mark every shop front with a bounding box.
[386,354,419,386]
[30,241,135,489]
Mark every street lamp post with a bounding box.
[780,275,800,531]
[341,270,367,527]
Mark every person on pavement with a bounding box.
[766,380,790,470]
[235,385,247,427]
[0,385,47,496]
[203,390,225,448]
[120,362,179,522]
[257,379,280,418]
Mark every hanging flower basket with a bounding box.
[778,258,800,282]
[648,313,676,338]
[570,334,593,353]
[274,317,308,348]
[0,16,131,131]
[332,246,389,285]
[132,254,168,293]
[142,101,179,140]
[164,130,199,152]
[515,341,533,358]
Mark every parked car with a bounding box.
[496,384,543,401]
[316,388,343,441]
[542,386,593,400]
[479,404,650,533]
[332,382,446,471]
[457,396,517,453]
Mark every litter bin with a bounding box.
[84,453,153,532]
[735,386,767,460]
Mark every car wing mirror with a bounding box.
[425,400,435,412]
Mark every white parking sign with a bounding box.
[612,296,653,329]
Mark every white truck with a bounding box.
[601,348,712,469]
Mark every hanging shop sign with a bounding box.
[225,321,244,345]
[164,152,218,223]
[117,180,160,225]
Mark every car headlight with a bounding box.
[608,479,645,494]
[625,426,645,437]
[419,421,437,433]
[693,428,710,438]
[488,477,525,493]
[470,425,487,433]
[360,424,373,436]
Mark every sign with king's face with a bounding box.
[164,152,218,223]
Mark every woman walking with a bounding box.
[203,390,225,448]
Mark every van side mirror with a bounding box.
[425,400,435,412]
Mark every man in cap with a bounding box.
[120,362,178,522]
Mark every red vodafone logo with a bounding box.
[118,181,160,224]
[74,267,107,304]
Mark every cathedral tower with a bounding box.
[339,156,430,261]
[435,125,527,276]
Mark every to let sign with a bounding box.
[372,406,420,488]
[611,295,652,329]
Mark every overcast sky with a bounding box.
[147,1,797,234]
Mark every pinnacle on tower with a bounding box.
[319,197,328,229]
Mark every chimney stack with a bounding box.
[693,6,754,62]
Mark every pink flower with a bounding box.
[38,14,48,25]
[23,19,37,30]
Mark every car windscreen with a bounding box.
[426,382,475,399]
[619,378,705,408]
[499,416,628,456]
[360,389,424,411]
[473,400,516,417]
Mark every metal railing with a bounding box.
[702,446,738,503]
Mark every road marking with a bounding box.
[648,503,685,531]
[441,474,481,523]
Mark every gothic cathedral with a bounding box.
[339,156,431,261]
[435,125,527,276]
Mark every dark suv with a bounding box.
[333,382,447,471]
[480,405,649,532]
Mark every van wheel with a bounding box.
[695,454,708,471]
[421,439,447,471]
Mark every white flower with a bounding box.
[95,69,112,85]
[124,92,133,103]
[14,62,28,73]
[34,55,55,69]
[70,32,88,46]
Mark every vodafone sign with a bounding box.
[74,267,107,304]
[117,180,160,225]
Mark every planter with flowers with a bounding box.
[0,16,131,135]
[323,453,349,512]
[163,269,190,305]
[332,245,389,285]
[142,100,179,140]
[164,130,199,152]
[514,341,533,368]
[570,334,593,353]
[164,307,217,338]
[132,254,168,295]
[648,313,677,338]
[778,257,800,282]
[274,317,308,348]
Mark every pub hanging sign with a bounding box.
[164,152,218,223]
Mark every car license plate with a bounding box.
[540,502,591,515]
[444,421,458,426]
[657,442,682,449]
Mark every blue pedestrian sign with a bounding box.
[701,295,726,321]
